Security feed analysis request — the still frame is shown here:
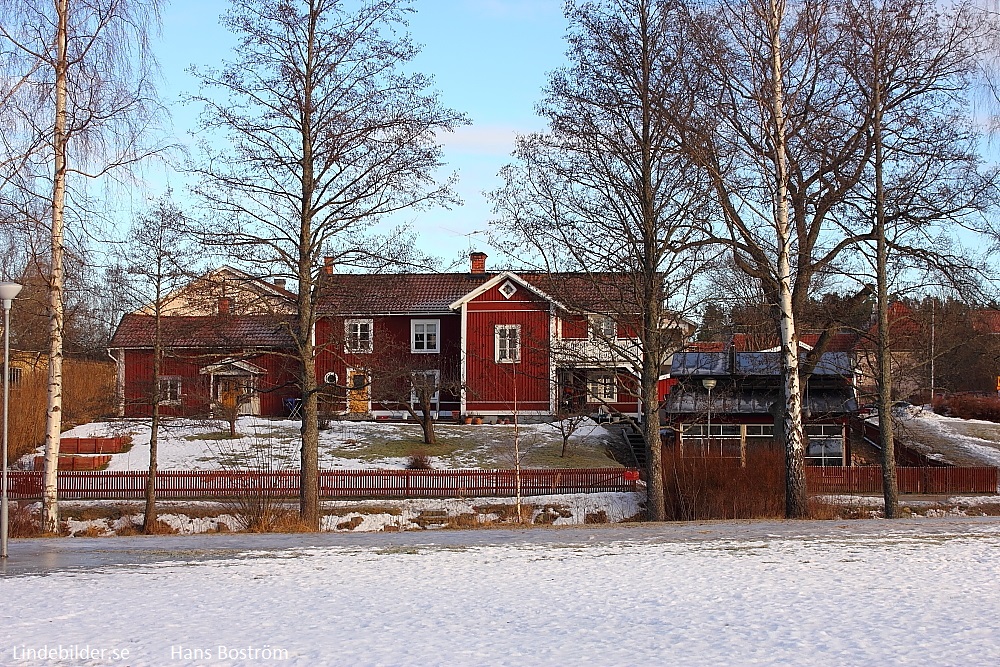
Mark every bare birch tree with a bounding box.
[188,0,467,529]
[0,0,165,531]
[680,0,881,517]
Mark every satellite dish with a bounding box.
[324,372,338,385]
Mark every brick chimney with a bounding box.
[323,256,334,276]
[274,278,286,290]
[218,297,231,315]
[470,251,487,275]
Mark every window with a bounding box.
[157,376,181,404]
[805,424,845,466]
[495,324,521,363]
[6,365,22,389]
[410,370,441,404]
[411,319,440,353]
[587,373,617,402]
[345,319,373,353]
[589,315,617,339]
[499,280,517,299]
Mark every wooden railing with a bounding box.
[5,467,640,501]
[806,466,998,494]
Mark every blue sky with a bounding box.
[143,0,569,269]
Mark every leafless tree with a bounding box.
[115,194,197,532]
[490,0,713,521]
[0,0,166,531]
[838,0,1000,517]
[677,0,891,517]
[187,0,467,528]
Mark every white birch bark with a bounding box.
[767,0,807,518]
[41,0,69,533]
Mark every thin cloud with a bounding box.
[441,124,536,156]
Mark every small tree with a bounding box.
[117,194,197,533]
[554,405,591,459]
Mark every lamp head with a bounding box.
[702,377,717,391]
[0,281,22,308]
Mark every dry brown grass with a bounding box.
[8,502,43,537]
[3,358,116,465]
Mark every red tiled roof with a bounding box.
[110,314,296,349]
[316,271,644,314]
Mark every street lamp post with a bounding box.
[1,281,23,559]
[702,377,717,457]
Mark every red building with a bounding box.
[111,255,670,422]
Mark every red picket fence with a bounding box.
[4,467,639,501]
[806,466,998,494]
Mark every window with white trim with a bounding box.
[157,376,181,404]
[410,370,441,404]
[6,365,22,389]
[587,373,617,402]
[411,319,440,353]
[589,315,617,339]
[495,324,521,363]
[499,280,517,299]
[345,319,373,353]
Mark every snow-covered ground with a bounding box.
[889,406,1000,467]
[2,518,1000,666]
[43,417,620,471]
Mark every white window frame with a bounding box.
[411,319,440,354]
[495,324,521,363]
[345,318,373,354]
[587,373,617,402]
[499,280,517,299]
[157,376,182,405]
[410,369,441,404]
[589,315,617,340]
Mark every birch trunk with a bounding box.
[42,0,69,533]
[767,0,808,518]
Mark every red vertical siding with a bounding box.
[122,348,298,418]
[315,313,463,413]
[465,285,551,413]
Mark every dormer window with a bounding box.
[498,280,517,299]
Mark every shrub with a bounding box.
[8,502,42,538]
[406,451,433,470]
[933,394,1000,422]
[661,447,786,521]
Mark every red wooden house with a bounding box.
[111,254,683,422]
